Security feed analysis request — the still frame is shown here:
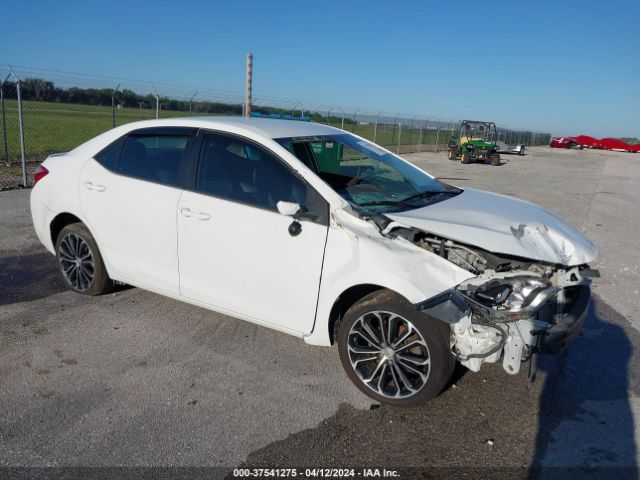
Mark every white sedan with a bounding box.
[31,117,598,407]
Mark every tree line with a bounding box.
[0,77,332,120]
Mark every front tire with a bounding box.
[337,290,455,407]
[55,222,114,296]
[461,152,471,164]
[491,153,501,166]
[447,148,457,160]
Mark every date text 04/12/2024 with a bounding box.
[232,468,400,478]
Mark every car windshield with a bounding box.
[276,133,460,214]
[462,123,495,142]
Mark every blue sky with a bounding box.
[2,0,638,137]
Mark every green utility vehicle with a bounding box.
[447,120,501,166]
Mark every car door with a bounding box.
[79,127,195,294]
[177,131,330,333]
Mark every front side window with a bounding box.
[117,134,191,186]
[196,133,313,213]
[277,134,460,214]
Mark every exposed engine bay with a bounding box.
[376,219,596,375]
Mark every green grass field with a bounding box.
[0,99,454,163]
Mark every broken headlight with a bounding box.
[462,275,558,322]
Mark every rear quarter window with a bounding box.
[94,138,124,170]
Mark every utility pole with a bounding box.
[245,53,253,118]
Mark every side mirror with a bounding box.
[277,201,301,217]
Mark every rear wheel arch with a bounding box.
[54,222,114,295]
[50,213,110,275]
[50,212,84,246]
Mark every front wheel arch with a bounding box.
[337,288,455,406]
[328,284,392,345]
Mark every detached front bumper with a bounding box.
[537,285,590,353]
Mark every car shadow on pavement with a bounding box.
[0,249,133,306]
[529,295,638,479]
[0,250,66,305]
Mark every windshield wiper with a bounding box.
[398,190,459,204]
[357,199,409,207]
[358,191,455,207]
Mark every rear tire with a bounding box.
[461,152,471,164]
[491,153,501,166]
[55,222,114,296]
[337,289,455,407]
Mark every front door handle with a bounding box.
[180,207,211,221]
[84,181,106,192]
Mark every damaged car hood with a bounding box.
[385,187,598,266]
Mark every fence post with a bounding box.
[17,82,25,186]
[373,112,380,144]
[434,122,440,153]
[418,120,423,152]
[408,116,416,148]
[397,121,402,154]
[111,83,120,128]
[189,91,198,117]
[8,66,26,187]
[149,82,159,119]
[341,112,345,130]
[326,107,334,126]
[0,74,8,162]
[352,110,359,133]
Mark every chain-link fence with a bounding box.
[0,65,551,190]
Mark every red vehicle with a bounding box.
[573,135,602,148]
[600,138,640,152]
[550,137,582,149]
[550,135,639,152]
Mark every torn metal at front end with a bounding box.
[416,266,593,374]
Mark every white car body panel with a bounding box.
[177,191,328,333]
[304,208,475,346]
[30,188,58,254]
[386,187,598,266]
[79,159,182,294]
[29,153,88,254]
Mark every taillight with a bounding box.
[34,164,49,185]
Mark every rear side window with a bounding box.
[117,134,190,186]
[94,138,123,170]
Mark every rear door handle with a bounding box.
[180,207,211,221]
[84,181,106,192]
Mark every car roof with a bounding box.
[71,116,345,158]
[131,116,342,139]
